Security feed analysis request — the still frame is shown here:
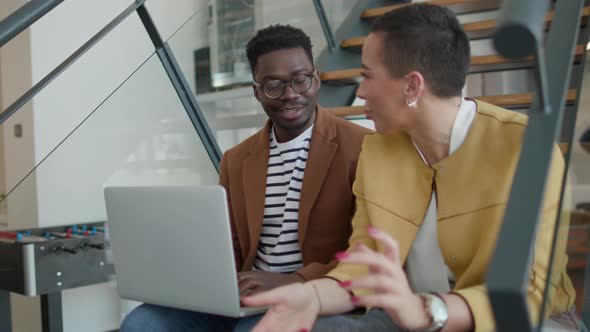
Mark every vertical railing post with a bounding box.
[312,0,337,52]
[136,3,223,171]
[487,0,584,331]
[0,290,11,332]
[41,293,63,332]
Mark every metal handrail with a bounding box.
[312,0,337,51]
[136,4,222,170]
[0,1,145,127]
[0,0,63,48]
[0,0,221,171]
[487,0,585,331]
[494,0,551,113]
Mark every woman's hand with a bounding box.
[337,226,431,331]
[241,282,320,332]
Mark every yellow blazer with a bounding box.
[327,100,575,332]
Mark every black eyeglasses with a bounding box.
[254,71,316,99]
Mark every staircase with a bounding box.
[313,0,590,319]
[0,0,587,330]
[315,0,588,153]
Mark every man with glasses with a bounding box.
[121,24,371,331]
[226,24,371,294]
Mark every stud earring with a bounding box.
[407,99,417,108]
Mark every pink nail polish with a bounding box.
[355,243,367,251]
[334,252,349,260]
[339,281,352,288]
[350,295,360,303]
[299,329,309,332]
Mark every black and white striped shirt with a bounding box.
[254,125,313,273]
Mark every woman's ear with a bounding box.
[404,71,425,99]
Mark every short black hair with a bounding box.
[246,24,314,74]
[370,4,470,97]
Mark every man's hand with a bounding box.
[238,271,304,296]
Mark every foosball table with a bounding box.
[0,222,114,332]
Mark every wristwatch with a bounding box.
[417,293,448,332]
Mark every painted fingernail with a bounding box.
[335,252,349,260]
[367,226,378,235]
[350,295,360,303]
[299,329,309,332]
[339,281,352,288]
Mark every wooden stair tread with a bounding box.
[567,246,590,255]
[472,45,585,66]
[567,221,590,270]
[341,36,366,49]
[572,210,590,225]
[321,46,586,81]
[362,0,494,19]
[325,89,577,117]
[342,7,590,49]
[568,258,588,270]
[463,6,590,36]
[476,89,577,107]
[558,143,570,154]
[321,68,362,81]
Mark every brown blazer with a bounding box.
[219,107,373,280]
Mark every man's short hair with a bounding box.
[370,4,470,97]
[246,24,314,74]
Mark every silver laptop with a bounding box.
[104,185,266,317]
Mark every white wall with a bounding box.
[0,0,215,331]
[1,0,213,227]
[25,0,212,229]
[0,0,38,231]
[31,2,153,228]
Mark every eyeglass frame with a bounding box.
[253,70,318,99]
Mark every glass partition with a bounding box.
[0,1,146,109]
[3,49,218,227]
[539,55,590,330]
[0,10,155,203]
[165,3,262,153]
[0,4,218,230]
[166,0,360,153]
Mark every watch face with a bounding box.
[433,305,446,318]
[430,295,449,327]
